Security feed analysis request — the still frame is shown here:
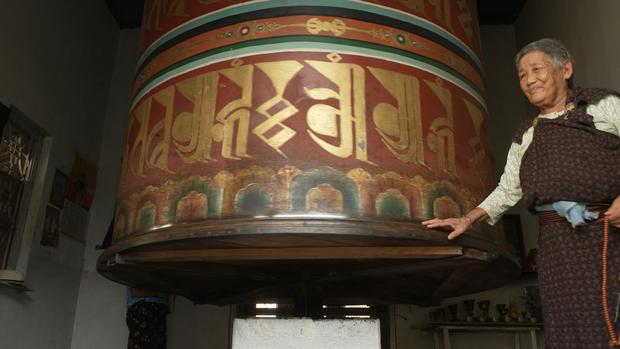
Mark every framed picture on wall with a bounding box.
[49,169,68,208]
[66,154,97,211]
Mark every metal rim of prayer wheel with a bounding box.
[97,0,520,306]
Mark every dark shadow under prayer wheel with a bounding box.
[98,0,520,306]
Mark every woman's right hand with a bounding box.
[421,216,472,240]
[605,195,620,228]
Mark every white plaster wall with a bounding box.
[391,304,436,349]
[515,0,620,91]
[232,318,380,349]
[0,1,119,349]
[168,297,233,349]
[69,27,141,349]
[480,25,526,179]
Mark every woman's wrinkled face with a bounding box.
[517,51,572,112]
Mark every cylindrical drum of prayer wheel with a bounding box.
[98,0,519,305]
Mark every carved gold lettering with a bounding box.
[212,60,253,159]
[143,0,164,30]
[304,54,370,163]
[398,0,426,15]
[146,86,175,173]
[369,67,425,165]
[125,86,175,175]
[425,78,456,175]
[252,61,304,157]
[428,0,454,31]
[127,98,152,176]
[172,73,218,162]
[124,56,482,176]
[167,0,187,16]
[463,98,489,183]
[143,0,187,31]
[456,0,473,39]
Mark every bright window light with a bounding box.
[345,315,371,319]
[256,303,278,309]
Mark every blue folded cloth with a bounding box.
[550,201,600,227]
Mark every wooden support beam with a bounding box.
[317,254,482,282]
[431,264,488,302]
[120,246,464,263]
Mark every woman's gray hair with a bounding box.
[514,38,573,70]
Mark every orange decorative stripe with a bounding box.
[133,15,483,96]
[138,0,481,59]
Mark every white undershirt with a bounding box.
[478,95,620,225]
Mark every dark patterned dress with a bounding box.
[516,88,620,348]
[126,289,169,349]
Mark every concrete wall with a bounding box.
[0,1,119,349]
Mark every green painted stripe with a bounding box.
[132,38,486,112]
[141,35,481,94]
[138,0,479,70]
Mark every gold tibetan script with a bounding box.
[125,57,485,178]
[143,0,188,31]
[252,61,304,157]
[428,0,454,31]
[126,85,175,176]
[398,0,426,14]
[463,98,489,184]
[172,73,216,163]
[211,61,253,159]
[456,0,474,39]
[369,67,425,165]
[173,61,253,161]
[304,54,370,163]
[425,78,456,175]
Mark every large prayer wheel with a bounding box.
[98,0,520,305]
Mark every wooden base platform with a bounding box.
[97,217,520,305]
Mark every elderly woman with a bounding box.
[423,38,620,348]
